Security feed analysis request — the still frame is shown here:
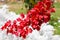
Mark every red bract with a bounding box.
[1,20,11,30]
[17,17,22,22]
[50,8,56,12]
[20,13,25,18]
[39,15,43,20]
[1,0,55,39]
[43,15,50,23]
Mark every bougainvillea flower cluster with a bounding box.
[1,0,55,39]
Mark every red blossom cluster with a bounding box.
[1,0,55,38]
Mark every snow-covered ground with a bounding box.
[0,5,60,40]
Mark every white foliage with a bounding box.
[52,35,60,40]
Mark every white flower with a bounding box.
[58,20,60,23]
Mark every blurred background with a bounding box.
[0,0,60,35]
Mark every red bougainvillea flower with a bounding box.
[1,0,55,39]
[20,13,25,18]
[1,20,11,30]
[50,8,56,12]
